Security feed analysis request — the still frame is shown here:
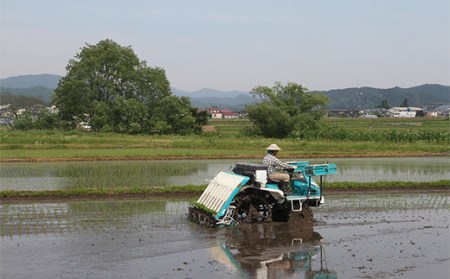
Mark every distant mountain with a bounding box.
[0,74,61,104]
[171,87,250,98]
[1,74,448,110]
[190,95,254,111]
[0,86,54,104]
[0,74,61,89]
[174,84,450,110]
[320,84,450,109]
[171,88,252,110]
[0,92,48,108]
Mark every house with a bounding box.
[430,104,450,117]
[16,108,26,115]
[0,104,11,110]
[0,104,12,118]
[47,105,59,114]
[220,109,239,119]
[386,107,424,118]
[427,111,439,118]
[207,107,223,119]
[360,114,378,118]
[206,107,239,119]
[328,109,361,118]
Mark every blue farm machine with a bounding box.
[188,161,337,227]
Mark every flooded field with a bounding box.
[1,157,449,190]
[1,192,448,279]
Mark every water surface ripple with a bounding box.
[1,192,448,279]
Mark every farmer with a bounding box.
[263,144,296,195]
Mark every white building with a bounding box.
[431,105,450,117]
[207,107,223,119]
[386,107,423,118]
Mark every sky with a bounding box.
[1,0,449,92]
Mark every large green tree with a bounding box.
[246,82,328,138]
[53,39,203,134]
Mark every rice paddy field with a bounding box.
[1,118,448,278]
[0,157,448,192]
[1,192,448,279]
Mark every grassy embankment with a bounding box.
[1,117,449,161]
[0,117,449,199]
[1,181,448,201]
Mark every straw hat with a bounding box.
[266,144,281,151]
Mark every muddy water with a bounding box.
[1,157,448,191]
[1,192,448,279]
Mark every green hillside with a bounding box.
[320,84,450,109]
[0,92,48,108]
[1,74,448,110]
[0,86,53,104]
[0,74,60,88]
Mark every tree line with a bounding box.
[0,92,47,110]
[11,39,327,138]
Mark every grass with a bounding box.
[1,180,448,200]
[0,185,206,199]
[324,117,449,131]
[1,140,447,160]
[1,118,449,161]
[324,180,450,190]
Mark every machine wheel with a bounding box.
[187,205,217,228]
[233,191,272,223]
[272,202,314,223]
[288,203,314,223]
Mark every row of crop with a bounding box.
[1,181,448,200]
[292,126,449,142]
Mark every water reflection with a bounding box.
[331,157,450,183]
[0,160,210,190]
[1,193,447,239]
[0,200,188,238]
[222,222,336,279]
[1,193,448,279]
[1,157,448,191]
